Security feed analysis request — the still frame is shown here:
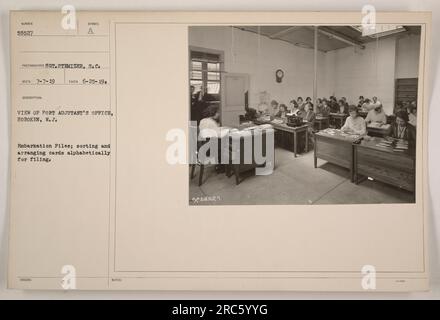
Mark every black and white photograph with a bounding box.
[3,7,436,297]
[189,25,421,205]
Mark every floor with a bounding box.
[189,148,415,205]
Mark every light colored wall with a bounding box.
[189,26,330,108]
[325,34,420,115]
[395,34,421,79]
[189,27,420,116]
[326,37,397,114]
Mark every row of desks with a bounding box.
[314,129,415,192]
[316,113,392,136]
[255,115,392,158]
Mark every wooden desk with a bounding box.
[366,123,392,137]
[314,129,362,182]
[314,116,330,131]
[354,137,415,192]
[329,113,347,129]
[254,120,309,157]
[227,129,274,185]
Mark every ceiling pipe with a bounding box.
[268,26,301,39]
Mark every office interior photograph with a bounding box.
[188,25,420,205]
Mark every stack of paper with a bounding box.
[394,139,409,151]
[271,119,284,125]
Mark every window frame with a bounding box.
[189,47,224,103]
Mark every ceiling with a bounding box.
[235,25,421,52]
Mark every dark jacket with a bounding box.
[191,92,207,125]
[329,101,340,113]
[390,123,416,146]
[317,105,331,117]
[301,110,316,124]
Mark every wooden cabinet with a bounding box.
[395,78,418,111]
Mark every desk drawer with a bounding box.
[315,137,352,169]
[357,147,414,173]
[356,147,415,192]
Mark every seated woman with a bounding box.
[317,99,330,117]
[296,101,306,118]
[365,103,386,125]
[275,104,288,119]
[338,99,348,114]
[315,98,323,110]
[257,102,269,115]
[329,96,340,113]
[269,100,280,117]
[390,110,416,144]
[289,99,299,115]
[357,96,365,109]
[341,97,348,106]
[317,98,323,104]
[341,105,367,135]
[407,104,417,127]
[370,96,382,110]
[301,102,316,124]
[394,101,404,113]
[198,105,229,173]
[199,105,221,140]
[297,97,304,110]
[361,98,372,112]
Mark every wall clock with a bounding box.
[275,69,284,83]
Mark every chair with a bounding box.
[190,126,228,186]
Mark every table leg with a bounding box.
[314,135,317,168]
[234,164,240,185]
[350,145,354,183]
[294,131,297,158]
[305,128,309,153]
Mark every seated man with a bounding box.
[341,105,367,135]
[365,103,387,125]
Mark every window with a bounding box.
[190,50,222,102]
